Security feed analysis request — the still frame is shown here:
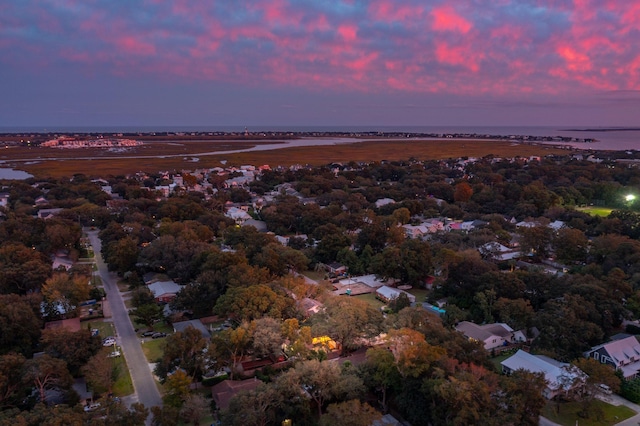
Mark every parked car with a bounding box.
[151,332,167,339]
[102,337,116,346]
[141,331,155,337]
[107,350,121,358]
[84,402,101,412]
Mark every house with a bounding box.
[172,319,211,339]
[298,297,323,317]
[211,378,262,410]
[0,192,10,208]
[455,321,526,350]
[501,349,587,399]
[584,336,640,379]
[242,219,268,232]
[225,206,252,223]
[375,286,416,304]
[479,242,521,261]
[147,280,182,303]
[37,208,64,220]
[326,262,347,275]
[374,198,395,208]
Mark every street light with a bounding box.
[625,194,635,202]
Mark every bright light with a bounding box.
[626,194,636,202]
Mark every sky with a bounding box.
[1,0,640,129]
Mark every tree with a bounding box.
[222,383,282,426]
[251,317,285,359]
[319,400,382,426]
[159,326,208,381]
[163,369,192,408]
[214,284,294,321]
[323,296,383,354]
[519,225,553,259]
[40,328,102,376]
[41,273,91,318]
[82,351,119,396]
[386,328,446,378]
[552,227,588,263]
[23,354,72,404]
[276,359,364,417]
[211,324,253,379]
[0,352,26,409]
[0,243,51,295]
[132,303,164,330]
[0,294,42,356]
[180,393,210,426]
[360,348,401,413]
[497,370,547,425]
[104,236,140,275]
[573,357,621,418]
[454,182,473,203]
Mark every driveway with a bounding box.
[86,230,162,415]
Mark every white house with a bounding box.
[375,286,416,304]
[225,206,252,223]
[455,321,526,350]
[501,349,587,399]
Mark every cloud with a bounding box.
[0,0,639,99]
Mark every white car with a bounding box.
[107,350,121,358]
[102,337,116,346]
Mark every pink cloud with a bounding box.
[115,36,156,56]
[367,1,426,23]
[338,24,358,42]
[431,5,472,34]
[435,42,480,72]
[557,46,592,71]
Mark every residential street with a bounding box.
[86,229,162,416]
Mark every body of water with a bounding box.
[1,125,638,151]
[0,168,33,180]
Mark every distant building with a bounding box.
[375,286,416,304]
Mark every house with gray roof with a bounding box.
[147,280,182,303]
[375,286,416,304]
[502,350,586,399]
[455,321,526,350]
[584,336,640,379]
[172,319,211,339]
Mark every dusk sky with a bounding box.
[1,0,639,129]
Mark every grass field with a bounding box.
[542,399,636,426]
[141,338,166,363]
[577,206,614,217]
[112,356,134,396]
[355,293,386,310]
[87,320,116,339]
[2,138,570,178]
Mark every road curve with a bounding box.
[86,229,162,415]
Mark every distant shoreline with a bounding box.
[562,127,640,132]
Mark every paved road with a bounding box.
[86,230,162,415]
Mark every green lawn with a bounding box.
[577,206,614,217]
[355,293,385,310]
[406,288,429,303]
[489,353,513,372]
[112,356,134,396]
[87,320,116,339]
[542,399,636,426]
[142,338,166,363]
